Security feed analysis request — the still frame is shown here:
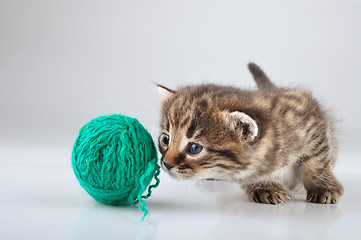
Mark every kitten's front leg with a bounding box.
[301,164,343,204]
[243,182,289,204]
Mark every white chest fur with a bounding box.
[265,164,304,192]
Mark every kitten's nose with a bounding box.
[163,161,174,170]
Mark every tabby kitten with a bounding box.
[157,63,344,204]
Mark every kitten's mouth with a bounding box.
[169,168,194,180]
[161,162,194,180]
[206,178,217,181]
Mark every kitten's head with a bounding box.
[157,84,259,181]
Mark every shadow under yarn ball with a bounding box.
[72,114,160,216]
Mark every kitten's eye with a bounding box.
[160,134,170,147]
[188,143,203,155]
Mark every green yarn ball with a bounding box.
[72,114,160,217]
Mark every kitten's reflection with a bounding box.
[194,179,342,217]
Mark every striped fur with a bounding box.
[158,63,343,204]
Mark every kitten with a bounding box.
[157,63,344,204]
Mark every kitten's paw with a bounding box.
[307,188,342,204]
[249,189,289,205]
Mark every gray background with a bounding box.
[1,0,360,167]
[1,1,361,240]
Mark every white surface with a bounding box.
[0,145,361,240]
[1,0,361,239]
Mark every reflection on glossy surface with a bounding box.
[71,204,157,240]
[0,146,360,240]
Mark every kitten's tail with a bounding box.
[248,62,277,90]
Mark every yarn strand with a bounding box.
[142,162,161,200]
[137,159,161,220]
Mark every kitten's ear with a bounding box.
[157,84,175,103]
[222,111,258,141]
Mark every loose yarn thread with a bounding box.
[72,114,160,220]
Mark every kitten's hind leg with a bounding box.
[301,156,344,204]
[243,182,289,204]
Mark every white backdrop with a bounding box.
[1,0,360,168]
[1,1,361,240]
